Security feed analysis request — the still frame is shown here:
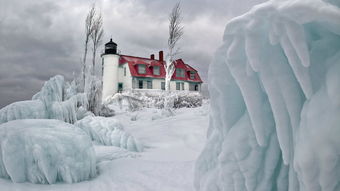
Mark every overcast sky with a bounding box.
[0,0,266,108]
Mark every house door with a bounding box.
[118,83,123,92]
[194,84,198,91]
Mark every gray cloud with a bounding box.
[0,0,266,108]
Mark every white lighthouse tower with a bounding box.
[102,39,119,102]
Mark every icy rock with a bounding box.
[76,106,94,120]
[0,100,46,123]
[75,116,143,152]
[0,75,88,124]
[195,0,340,191]
[0,119,96,184]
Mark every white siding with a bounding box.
[102,54,119,101]
[118,63,133,91]
[170,81,177,91]
[152,79,165,90]
[184,82,190,91]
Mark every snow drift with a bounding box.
[75,116,143,152]
[195,0,340,191]
[0,75,88,124]
[0,119,96,184]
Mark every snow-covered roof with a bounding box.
[119,54,203,83]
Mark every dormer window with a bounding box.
[176,68,185,77]
[138,64,146,74]
[190,71,195,80]
[153,66,160,75]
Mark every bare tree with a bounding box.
[163,2,183,112]
[90,12,104,75]
[86,7,104,115]
[82,4,96,89]
[164,2,183,92]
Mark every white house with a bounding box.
[101,39,203,101]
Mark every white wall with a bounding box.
[102,54,119,101]
[152,78,164,90]
[184,82,190,91]
[118,63,132,90]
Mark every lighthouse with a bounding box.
[102,39,119,102]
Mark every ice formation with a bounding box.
[0,75,88,124]
[75,116,143,152]
[195,0,340,190]
[0,119,96,184]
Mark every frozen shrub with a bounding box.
[173,93,203,108]
[116,90,203,109]
[98,104,115,117]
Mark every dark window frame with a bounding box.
[153,66,160,75]
[138,80,143,89]
[176,82,180,90]
[138,64,146,74]
[147,80,152,89]
[176,68,185,78]
[190,71,195,80]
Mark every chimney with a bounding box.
[150,54,155,60]
[159,51,164,62]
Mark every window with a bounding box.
[147,80,152,89]
[138,80,143,89]
[176,68,185,77]
[153,66,160,75]
[190,71,195,80]
[181,82,184,90]
[161,82,165,90]
[176,82,180,90]
[124,67,126,76]
[138,64,146,74]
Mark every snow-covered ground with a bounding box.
[0,102,209,191]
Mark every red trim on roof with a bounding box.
[119,55,203,83]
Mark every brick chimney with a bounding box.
[159,51,164,62]
[150,54,155,60]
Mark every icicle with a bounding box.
[279,33,313,99]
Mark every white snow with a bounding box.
[195,0,340,191]
[0,119,96,184]
[75,116,143,152]
[0,103,208,190]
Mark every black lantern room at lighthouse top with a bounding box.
[104,39,117,54]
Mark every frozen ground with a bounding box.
[0,102,209,191]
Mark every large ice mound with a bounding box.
[195,0,340,191]
[75,116,143,152]
[0,119,96,184]
[0,75,88,124]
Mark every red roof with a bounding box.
[119,55,203,83]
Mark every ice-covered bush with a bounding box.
[173,93,203,108]
[0,75,88,124]
[106,93,143,111]
[75,116,143,152]
[115,90,203,109]
[0,119,96,184]
[98,104,115,117]
[195,0,340,191]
